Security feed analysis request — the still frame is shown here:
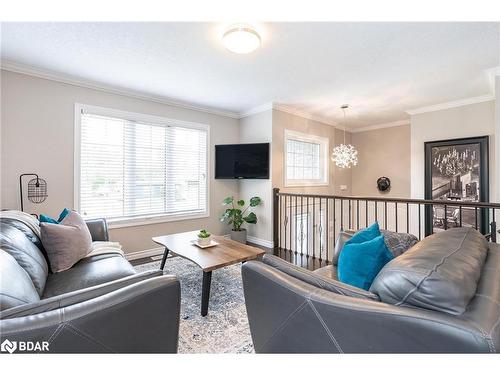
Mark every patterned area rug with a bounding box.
[134,256,254,353]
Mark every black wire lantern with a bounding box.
[19,173,48,212]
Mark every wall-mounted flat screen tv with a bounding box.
[215,143,270,179]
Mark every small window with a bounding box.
[284,130,329,187]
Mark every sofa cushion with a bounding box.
[370,227,488,315]
[41,210,93,272]
[0,250,40,310]
[262,255,379,301]
[313,265,338,280]
[42,253,136,298]
[0,219,49,295]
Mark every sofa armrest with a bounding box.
[85,218,109,241]
[242,260,493,353]
[262,254,378,300]
[1,269,164,319]
[0,274,180,353]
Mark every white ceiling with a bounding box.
[1,22,499,129]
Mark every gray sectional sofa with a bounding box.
[242,227,500,353]
[0,216,180,353]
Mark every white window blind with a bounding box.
[78,109,208,223]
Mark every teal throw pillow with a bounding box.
[40,208,71,224]
[338,234,394,290]
[345,221,381,245]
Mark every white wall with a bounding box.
[410,100,496,200]
[238,110,273,244]
[1,70,240,254]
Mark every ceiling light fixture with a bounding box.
[222,24,261,54]
[332,105,358,169]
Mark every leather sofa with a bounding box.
[242,227,500,353]
[0,216,180,353]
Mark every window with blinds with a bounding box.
[77,107,208,223]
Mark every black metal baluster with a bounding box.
[375,201,378,223]
[332,198,336,258]
[475,207,478,230]
[301,196,304,256]
[284,195,287,252]
[323,198,326,263]
[325,198,330,261]
[444,204,448,230]
[348,199,352,229]
[406,203,409,233]
[340,199,344,231]
[278,194,282,252]
[418,204,422,240]
[491,209,497,243]
[293,196,298,254]
[310,197,314,259]
[395,202,398,232]
[365,200,368,227]
[318,198,325,266]
[384,202,388,229]
[356,199,360,230]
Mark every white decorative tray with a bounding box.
[190,239,219,249]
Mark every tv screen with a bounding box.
[215,143,270,179]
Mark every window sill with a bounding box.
[284,182,329,188]
[106,212,209,229]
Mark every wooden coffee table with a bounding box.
[152,231,265,316]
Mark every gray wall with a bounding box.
[351,125,411,198]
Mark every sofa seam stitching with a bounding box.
[258,300,308,352]
[307,299,344,353]
[65,321,116,353]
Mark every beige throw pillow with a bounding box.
[40,210,93,272]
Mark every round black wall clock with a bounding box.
[377,177,391,193]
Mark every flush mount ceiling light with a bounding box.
[222,24,261,54]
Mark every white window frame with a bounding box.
[284,129,329,187]
[74,103,210,229]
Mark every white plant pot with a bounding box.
[197,236,211,246]
[230,229,247,244]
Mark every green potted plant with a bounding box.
[220,196,262,243]
[197,229,212,246]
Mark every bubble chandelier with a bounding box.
[332,104,358,168]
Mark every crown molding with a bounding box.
[239,102,274,118]
[1,60,241,119]
[406,94,495,116]
[485,66,500,94]
[350,119,410,133]
[272,103,340,129]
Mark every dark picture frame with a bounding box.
[424,136,489,236]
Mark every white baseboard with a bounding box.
[223,233,273,248]
[247,235,273,249]
[125,247,164,261]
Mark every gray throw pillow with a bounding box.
[40,211,92,273]
[332,231,354,265]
